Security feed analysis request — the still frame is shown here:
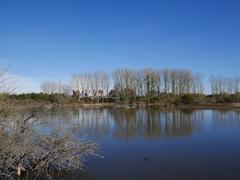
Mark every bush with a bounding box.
[8,93,72,104]
[149,96,160,103]
[181,94,195,104]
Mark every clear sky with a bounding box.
[0,0,240,92]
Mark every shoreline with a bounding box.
[8,99,240,111]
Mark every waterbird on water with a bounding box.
[144,156,151,162]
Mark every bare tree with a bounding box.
[0,66,18,93]
[112,69,125,97]
[162,69,170,93]
[40,81,58,94]
[100,72,110,96]
[170,70,178,95]
[235,76,240,93]
[209,75,240,95]
[135,71,144,96]
[142,69,160,96]
[112,69,136,102]
[210,75,217,94]
[70,74,86,96]
[61,83,72,95]
[192,73,204,94]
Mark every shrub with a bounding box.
[149,96,160,103]
[181,94,195,104]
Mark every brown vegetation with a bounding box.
[0,98,99,179]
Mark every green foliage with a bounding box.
[208,93,240,103]
[8,93,73,104]
[118,88,136,104]
[4,92,240,106]
[149,96,160,103]
[181,94,195,105]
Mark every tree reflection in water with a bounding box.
[37,108,240,140]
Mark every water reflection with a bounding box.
[39,108,240,140]
[212,110,240,128]
[110,108,204,138]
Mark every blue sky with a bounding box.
[0,0,240,92]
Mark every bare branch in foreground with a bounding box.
[0,105,99,179]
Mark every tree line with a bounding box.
[41,68,240,98]
[41,68,206,96]
[210,75,240,95]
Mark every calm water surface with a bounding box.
[39,107,240,180]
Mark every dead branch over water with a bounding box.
[0,98,99,179]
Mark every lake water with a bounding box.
[39,107,240,180]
